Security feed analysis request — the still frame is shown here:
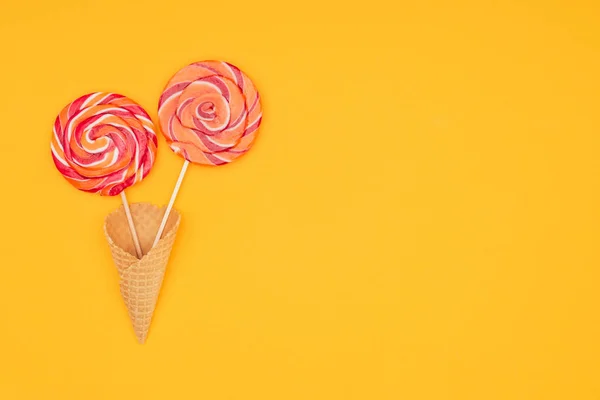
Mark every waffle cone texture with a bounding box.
[104,203,180,343]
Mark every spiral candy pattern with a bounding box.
[158,61,262,165]
[51,92,157,196]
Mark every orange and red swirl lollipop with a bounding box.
[158,60,262,166]
[51,92,157,257]
[51,92,157,196]
[153,61,263,246]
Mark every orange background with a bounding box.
[1,0,600,399]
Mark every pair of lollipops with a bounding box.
[51,61,262,258]
[51,61,261,343]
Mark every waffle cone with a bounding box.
[104,203,181,344]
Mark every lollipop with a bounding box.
[152,60,263,246]
[51,92,157,258]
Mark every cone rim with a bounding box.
[103,202,181,262]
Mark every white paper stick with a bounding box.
[152,160,190,248]
[120,191,143,258]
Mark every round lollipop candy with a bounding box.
[51,92,157,258]
[153,60,263,246]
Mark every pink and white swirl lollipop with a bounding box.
[152,61,263,246]
[51,92,157,257]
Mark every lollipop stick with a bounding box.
[120,191,143,258]
[153,160,189,248]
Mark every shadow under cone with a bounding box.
[104,203,181,344]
